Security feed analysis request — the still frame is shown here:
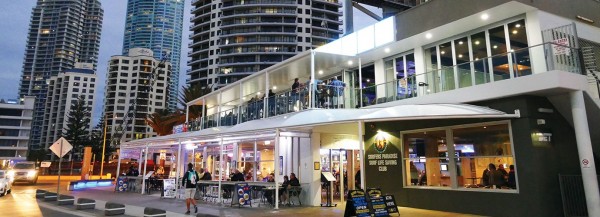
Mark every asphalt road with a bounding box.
[0,179,90,217]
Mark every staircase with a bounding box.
[582,46,600,100]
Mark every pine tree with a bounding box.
[64,95,92,160]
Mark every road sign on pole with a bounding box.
[50,137,73,198]
[50,137,73,158]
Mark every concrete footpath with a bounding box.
[53,186,480,217]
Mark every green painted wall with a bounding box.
[363,96,583,217]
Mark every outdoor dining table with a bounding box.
[197,180,280,207]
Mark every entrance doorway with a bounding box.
[320,149,360,202]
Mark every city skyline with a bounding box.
[0,0,380,126]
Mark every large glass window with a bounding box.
[454,37,472,88]
[508,20,530,77]
[489,25,510,81]
[453,123,516,190]
[402,122,517,192]
[257,140,274,181]
[471,32,489,84]
[403,130,449,188]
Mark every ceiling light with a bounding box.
[481,13,489,20]
[384,48,390,53]
[515,24,521,28]
[318,70,323,75]
[256,92,261,95]
[474,41,480,45]
[440,51,445,55]
[425,33,432,39]
[458,41,463,45]
[458,54,463,58]
[493,45,498,49]
[265,141,271,145]
[347,60,353,65]
[512,30,518,34]
[366,79,370,82]
[273,86,277,90]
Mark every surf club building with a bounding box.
[118,1,600,216]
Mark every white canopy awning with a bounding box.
[121,104,520,148]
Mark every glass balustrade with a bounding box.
[182,42,581,131]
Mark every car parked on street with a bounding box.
[7,162,39,184]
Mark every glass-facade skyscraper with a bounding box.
[122,0,185,111]
[18,0,103,150]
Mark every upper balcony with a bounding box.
[183,40,584,132]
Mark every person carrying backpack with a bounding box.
[182,163,199,214]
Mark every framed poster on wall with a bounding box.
[279,156,283,175]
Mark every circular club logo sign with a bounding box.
[374,134,388,153]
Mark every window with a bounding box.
[402,121,517,191]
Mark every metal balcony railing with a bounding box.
[182,42,582,132]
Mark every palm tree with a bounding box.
[178,84,209,120]
[145,109,182,136]
[146,85,210,136]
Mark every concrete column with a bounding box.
[343,0,353,34]
[359,58,363,106]
[571,90,600,217]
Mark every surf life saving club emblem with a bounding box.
[373,134,388,153]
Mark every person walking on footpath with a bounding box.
[182,163,199,214]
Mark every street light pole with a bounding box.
[100,115,108,178]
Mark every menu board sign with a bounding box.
[345,190,371,217]
[116,176,127,192]
[236,182,251,206]
[162,179,176,198]
[367,188,389,217]
[384,194,399,215]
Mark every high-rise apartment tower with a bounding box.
[187,0,343,91]
[103,48,171,145]
[123,0,185,111]
[18,0,103,150]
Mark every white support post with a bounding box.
[175,140,182,198]
[239,82,243,124]
[358,121,365,189]
[274,128,280,209]
[310,51,316,108]
[218,137,224,204]
[186,105,190,123]
[142,145,149,194]
[218,91,223,127]
[570,90,600,217]
[339,150,344,203]
[359,58,363,107]
[265,72,269,117]
[253,139,258,182]
[114,148,123,192]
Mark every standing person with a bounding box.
[330,77,346,108]
[507,165,516,189]
[291,78,300,110]
[181,163,199,214]
[355,169,361,189]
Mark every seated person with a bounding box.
[264,173,276,205]
[280,176,290,204]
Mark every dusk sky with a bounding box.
[0,0,379,125]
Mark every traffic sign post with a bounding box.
[50,137,73,197]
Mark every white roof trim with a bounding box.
[121,104,520,148]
